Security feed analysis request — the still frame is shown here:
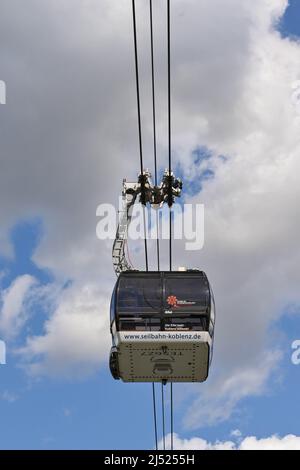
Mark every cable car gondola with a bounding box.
[109,270,215,383]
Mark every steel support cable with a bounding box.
[161,382,166,450]
[170,382,173,450]
[142,204,158,451]
[167,0,172,273]
[142,207,149,271]
[132,3,154,448]
[132,0,148,269]
[149,0,159,451]
[167,0,174,451]
[132,0,144,176]
[152,382,158,451]
[167,0,171,179]
[150,0,158,186]
[149,0,161,273]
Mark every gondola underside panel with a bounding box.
[115,333,211,382]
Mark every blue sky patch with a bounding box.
[279,0,300,40]
[174,146,216,199]
[0,218,53,288]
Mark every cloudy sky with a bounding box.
[1,0,300,450]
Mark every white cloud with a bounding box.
[230,429,242,438]
[183,351,281,428]
[239,434,300,450]
[161,433,235,450]
[18,283,110,378]
[161,433,300,450]
[0,275,37,339]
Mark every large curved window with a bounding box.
[164,275,209,313]
[118,275,161,314]
[114,272,212,332]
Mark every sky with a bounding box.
[1,0,300,450]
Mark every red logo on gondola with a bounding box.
[167,295,179,308]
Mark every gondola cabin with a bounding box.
[109,270,215,383]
